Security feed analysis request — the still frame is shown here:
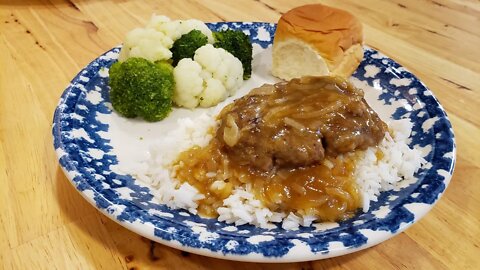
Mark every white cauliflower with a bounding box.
[146,15,180,39]
[118,28,173,62]
[172,59,204,108]
[194,44,244,95]
[173,44,244,108]
[146,15,214,44]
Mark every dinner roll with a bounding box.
[272,4,364,80]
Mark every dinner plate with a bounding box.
[53,22,455,262]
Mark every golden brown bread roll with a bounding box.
[271,4,364,80]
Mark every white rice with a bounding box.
[123,114,425,230]
[355,119,425,212]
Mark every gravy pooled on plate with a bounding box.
[173,76,387,221]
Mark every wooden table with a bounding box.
[1,0,479,269]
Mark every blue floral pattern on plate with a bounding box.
[53,22,455,262]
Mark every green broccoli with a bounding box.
[108,58,174,122]
[213,30,253,79]
[171,30,208,66]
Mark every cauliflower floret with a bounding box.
[199,78,226,107]
[146,15,181,40]
[147,15,214,44]
[194,44,243,95]
[172,59,205,108]
[173,44,243,108]
[118,28,173,62]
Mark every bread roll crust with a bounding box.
[272,4,364,79]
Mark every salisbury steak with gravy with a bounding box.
[216,76,387,172]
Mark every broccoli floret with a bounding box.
[213,30,253,79]
[171,30,208,66]
[108,58,174,122]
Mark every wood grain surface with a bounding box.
[1,0,479,269]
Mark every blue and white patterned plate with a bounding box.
[53,22,455,262]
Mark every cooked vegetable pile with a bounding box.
[109,15,253,121]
